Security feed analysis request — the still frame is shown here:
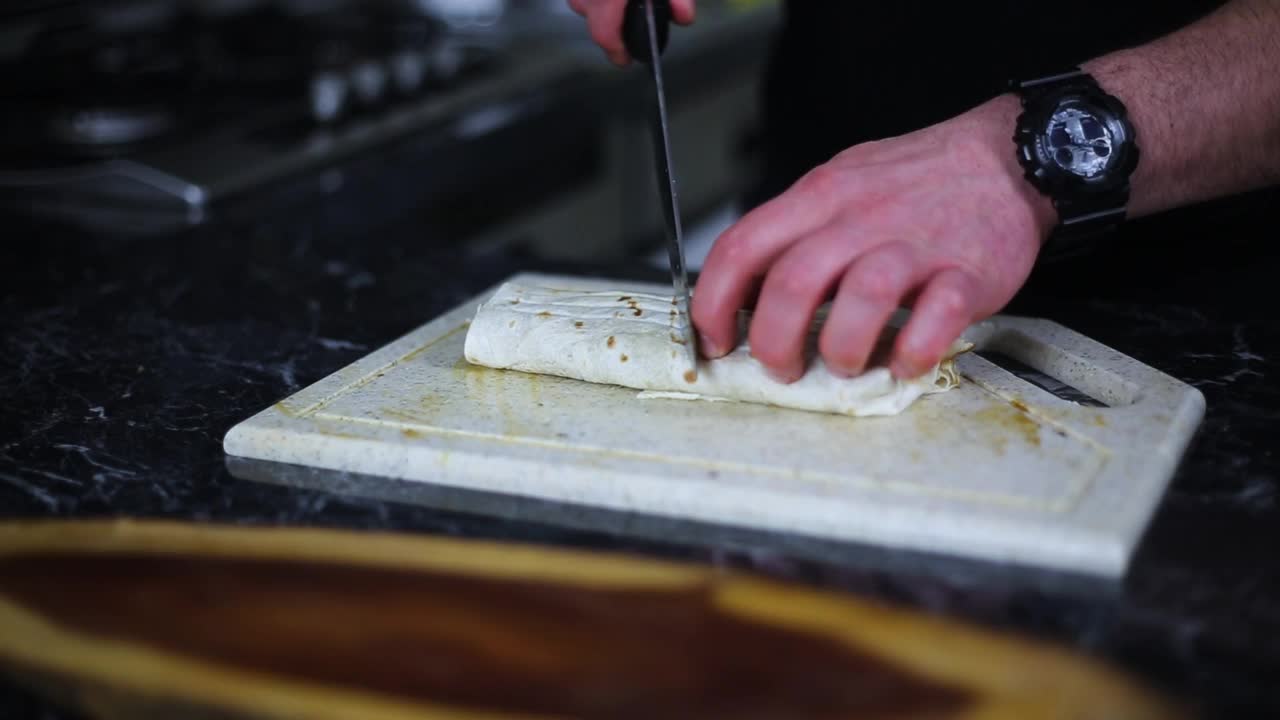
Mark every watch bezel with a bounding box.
[1013,81,1140,199]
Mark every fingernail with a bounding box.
[698,333,722,358]
[767,367,800,384]
[829,363,859,379]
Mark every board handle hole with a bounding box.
[976,350,1109,407]
[973,330,1141,408]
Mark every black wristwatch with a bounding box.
[1010,69,1139,248]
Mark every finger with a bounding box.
[567,0,587,16]
[819,242,928,378]
[583,0,630,65]
[692,169,844,358]
[671,0,697,24]
[891,267,979,379]
[746,224,876,382]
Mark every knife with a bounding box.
[623,0,699,379]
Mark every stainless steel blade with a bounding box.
[639,0,698,377]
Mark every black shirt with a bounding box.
[752,2,1227,202]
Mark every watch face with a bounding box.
[1042,102,1124,179]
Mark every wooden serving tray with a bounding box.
[0,519,1189,719]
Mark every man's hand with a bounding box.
[692,96,1058,382]
[695,0,1280,385]
[567,0,696,65]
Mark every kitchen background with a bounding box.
[0,0,774,265]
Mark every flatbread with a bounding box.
[463,282,969,417]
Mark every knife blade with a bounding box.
[623,0,698,379]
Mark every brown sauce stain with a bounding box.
[633,308,643,317]
[401,429,423,439]
[574,321,584,329]
[509,299,520,305]
[1009,398,1030,413]
[620,354,629,363]
[536,311,552,319]
[670,333,687,346]
[607,336,616,349]
[0,553,972,719]
[618,296,633,302]
[683,369,697,384]
[972,402,1041,448]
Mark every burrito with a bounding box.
[463,282,969,417]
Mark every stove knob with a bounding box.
[310,70,348,123]
[390,50,427,95]
[430,42,464,83]
[350,60,388,106]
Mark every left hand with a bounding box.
[691,95,1059,382]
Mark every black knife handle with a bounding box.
[623,0,671,63]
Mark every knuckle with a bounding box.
[716,226,750,261]
[799,165,837,194]
[766,262,821,305]
[846,260,905,304]
[930,280,971,319]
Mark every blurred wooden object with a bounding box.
[0,519,1189,719]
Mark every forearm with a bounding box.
[1082,0,1280,217]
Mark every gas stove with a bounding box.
[0,0,593,235]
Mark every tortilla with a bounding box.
[463,282,969,417]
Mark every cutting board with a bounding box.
[223,272,1205,577]
[0,519,1191,719]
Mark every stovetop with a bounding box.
[0,0,589,234]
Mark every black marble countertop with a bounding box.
[2,190,1279,718]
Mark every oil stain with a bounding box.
[971,401,1041,448]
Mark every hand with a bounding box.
[691,95,1059,382]
[567,0,696,65]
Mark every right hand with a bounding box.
[567,0,697,65]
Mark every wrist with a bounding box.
[1081,53,1160,216]
[957,94,1061,242]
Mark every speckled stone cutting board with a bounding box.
[224,273,1205,577]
